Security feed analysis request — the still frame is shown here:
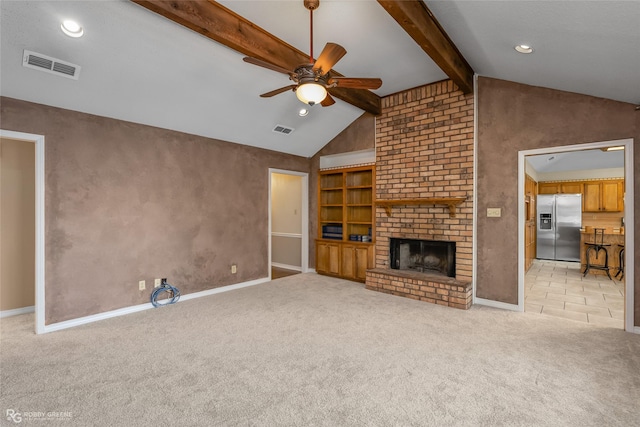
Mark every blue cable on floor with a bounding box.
[150,279,181,307]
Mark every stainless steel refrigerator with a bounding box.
[536,194,582,262]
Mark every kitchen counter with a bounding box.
[580,228,624,278]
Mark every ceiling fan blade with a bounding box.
[320,93,335,107]
[329,77,383,90]
[243,57,295,76]
[260,85,297,98]
[313,43,347,74]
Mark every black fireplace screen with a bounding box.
[390,238,455,277]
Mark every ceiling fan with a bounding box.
[243,0,382,107]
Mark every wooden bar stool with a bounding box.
[616,244,625,280]
[583,228,612,280]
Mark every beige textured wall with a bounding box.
[476,78,639,325]
[1,138,35,311]
[309,113,376,267]
[1,97,309,324]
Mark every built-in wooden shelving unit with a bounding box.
[377,197,466,217]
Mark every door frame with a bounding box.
[268,169,309,279]
[518,138,635,333]
[0,129,46,334]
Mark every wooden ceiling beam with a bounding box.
[377,0,474,93]
[131,0,381,114]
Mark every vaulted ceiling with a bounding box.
[1,1,639,157]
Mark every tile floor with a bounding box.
[524,259,625,329]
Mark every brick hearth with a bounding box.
[366,269,472,309]
[366,80,474,308]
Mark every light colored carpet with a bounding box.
[1,273,639,426]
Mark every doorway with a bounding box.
[0,129,45,334]
[268,169,309,279]
[1,137,35,316]
[518,139,634,332]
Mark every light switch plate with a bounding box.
[487,208,502,218]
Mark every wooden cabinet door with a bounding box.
[538,183,560,194]
[354,246,371,281]
[583,182,601,212]
[316,242,330,274]
[327,244,340,275]
[561,182,582,194]
[341,244,372,281]
[601,181,622,212]
[317,242,340,275]
[341,245,356,279]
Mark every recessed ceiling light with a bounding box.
[514,44,533,54]
[298,108,309,117]
[61,20,84,38]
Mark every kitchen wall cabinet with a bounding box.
[538,181,583,195]
[538,179,624,212]
[583,180,624,212]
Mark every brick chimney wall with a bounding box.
[365,80,474,308]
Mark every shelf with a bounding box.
[377,197,466,218]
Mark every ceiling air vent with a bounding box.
[22,50,81,80]
[272,124,294,135]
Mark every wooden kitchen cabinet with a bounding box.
[560,182,583,194]
[538,181,582,194]
[524,174,537,272]
[583,180,624,212]
[538,183,560,194]
[539,179,624,212]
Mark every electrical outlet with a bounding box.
[487,208,502,218]
[138,280,146,291]
[231,264,237,274]
[154,278,161,288]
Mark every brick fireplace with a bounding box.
[365,80,474,309]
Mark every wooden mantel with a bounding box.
[377,197,466,217]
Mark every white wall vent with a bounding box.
[22,50,81,80]
[272,125,294,135]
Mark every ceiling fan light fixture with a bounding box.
[296,82,327,106]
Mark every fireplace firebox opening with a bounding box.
[390,238,455,277]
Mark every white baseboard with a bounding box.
[305,268,317,274]
[271,262,302,272]
[42,277,269,334]
[0,306,35,318]
[474,297,521,312]
[633,326,640,335]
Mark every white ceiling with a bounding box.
[1,1,639,158]
[527,148,624,174]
